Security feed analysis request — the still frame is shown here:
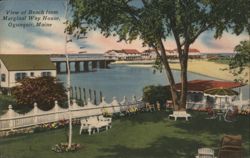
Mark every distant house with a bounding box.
[104,50,126,60]
[172,48,201,59]
[104,49,142,60]
[142,49,178,60]
[141,49,158,60]
[0,55,56,92]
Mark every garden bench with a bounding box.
[79,116,111,135]
[168,111,191,121]
[195,147,216,158]
[98,115,112,128]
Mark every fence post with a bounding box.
[54,101,59,121]
[111,97,120,113]
[8,105,14,131]
[33,102,38,125]
[83,88,86,105]
[75,86,78,99]
[79,87,82,101]
[89,89,92,101]
[72,99,78,109]
[132,96,136,103]
[94,90,97,105]
[121,96,128,111]
[99,91,103,103]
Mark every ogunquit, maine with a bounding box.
[0,0,249,158]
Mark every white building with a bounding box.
[172,48,201,59]
[142,49,178,59]
[141,49,158,60]
[0,55,56,93]
[104,49,142,60]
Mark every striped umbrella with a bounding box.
[204,88,238,97]
[204,88,238,109]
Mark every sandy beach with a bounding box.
[113,60,249,82]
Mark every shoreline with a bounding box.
[113,60,249,83]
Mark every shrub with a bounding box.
[11,77,67,110]
[0,95,16,114]
[143,85,172,106]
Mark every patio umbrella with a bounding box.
[204,87,238,109]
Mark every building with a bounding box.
[0,55,56,93]
[172,48,201,59]
[142,49,178,60]
[171,80,244,110]
[104,48,201,60]
[104,49,142,60]
[141,49,158,60]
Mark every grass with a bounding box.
[0,111,249,158]
[208,58,231,65]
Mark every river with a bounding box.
[57,64,249,103]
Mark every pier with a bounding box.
[50,54,115,73]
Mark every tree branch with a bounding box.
[189,24,211,44]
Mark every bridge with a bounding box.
[50,54,115,73]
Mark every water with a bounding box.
[57,64,249,102]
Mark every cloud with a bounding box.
[0,40,41,54]
[83,31,148,53]
[193,31,249,53]
[32,35,81,53]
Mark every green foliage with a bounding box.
[0,95,16,114]
[229,40,250,83]
[11,77,67,110]
[143,85,172,105]
[212,0,250,38]
[152,57,163,73]
[208,57,231,64]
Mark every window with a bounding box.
[15,73,27,81]
[41,72,51,77]
[1,74,6,82]
[30,72,34,77]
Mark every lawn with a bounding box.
[0,111,249,158]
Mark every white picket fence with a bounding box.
[0,96,144,131]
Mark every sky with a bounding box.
[0,0,249,54]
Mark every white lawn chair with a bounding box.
[98,115,112,129]
[169,111,191,121]
[79,118,93,135]
[195,148,216,158]
[79,116,110,135]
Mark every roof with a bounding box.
[189,48,200,53]
[173,80,244,92]
[122,49,141,54]
[105,50,124,54]
[0,55,56,71]
[142,49,175,54]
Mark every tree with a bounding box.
[229,40,250,83]
[11,77,67,110]
[68,0,249,110]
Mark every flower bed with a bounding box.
[52,143,81,153]
[34,119,80,133]
[239,109,250,116]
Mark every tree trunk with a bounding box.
[157,39,180,110]
[179,45,189,110]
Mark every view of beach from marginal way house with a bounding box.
[0,0,249,158]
